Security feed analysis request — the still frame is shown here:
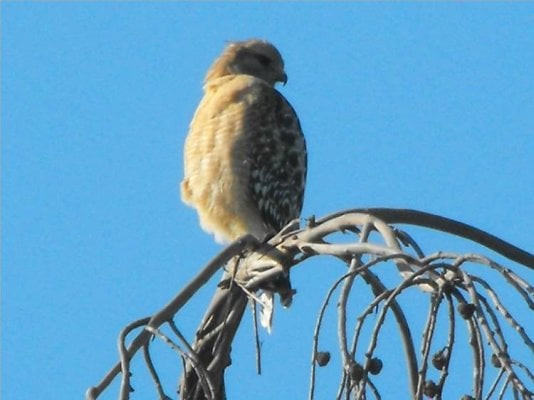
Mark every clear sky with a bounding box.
[2,3,533,400]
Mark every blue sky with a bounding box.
[2,3,533,400]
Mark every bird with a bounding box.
[181,39,307,245]
[180,39,306,398]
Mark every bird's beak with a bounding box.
[278,72,288,86]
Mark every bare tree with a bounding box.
[86,208,533,400]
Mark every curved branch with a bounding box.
[318,208,534,268]
[86,235,257,400]
[88,209,533,400]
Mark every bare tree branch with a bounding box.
[87,208,534,400]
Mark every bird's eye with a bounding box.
[256,54,272,66]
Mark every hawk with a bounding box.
[181,39,307,244]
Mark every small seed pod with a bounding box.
[349,362,364,383]
[491,353,502,368]
[423,380,439,398]
[315,351,331,367]
[432,350,447,371]
[368,357,383,375]
[457,302,476,319]
[441,280,454,295]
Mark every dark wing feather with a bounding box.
[238,85,307,233]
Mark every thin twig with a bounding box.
[251,300,262,375]
[142,342,170,400]
[145,326,216,400]
[118,317,151,400]
[415,291,443,399]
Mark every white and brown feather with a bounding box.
[181,40,307,243]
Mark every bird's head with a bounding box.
[205,39,287,86]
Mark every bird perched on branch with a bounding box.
[179,42,307,393]
[181,39,307,245]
